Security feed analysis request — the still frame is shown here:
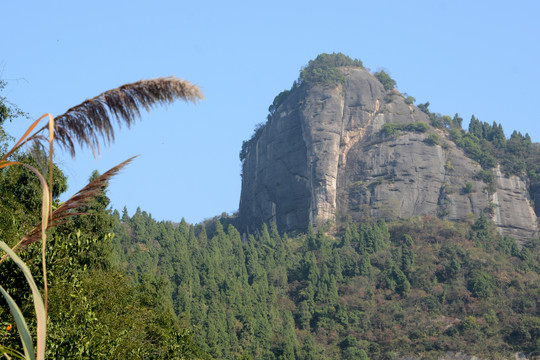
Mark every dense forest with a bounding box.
[2,55,540,359]
[108,208,540,359]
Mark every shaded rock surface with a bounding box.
[239,67,538,243]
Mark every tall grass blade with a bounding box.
[0,286,34,360]
[0,345,26,359]
[0,162,50,321]
[0,241,46,360]
[0,114,49,162]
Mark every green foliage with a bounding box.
[379,122,430,140]
[43,230,206,359]
[300,53,364,87]
[114,215,540,358]
[424,133,440,146]
[380,123,402,139]
[475,169,496,194]
[468,270,494,298]
[464,181,475,194]
[452,113,463,129]
[446,114,540,189]
[404,95,416,105]
[239,122,265,163]
[267,89,291,119]
[0,153,68,244]
[0,81,27,125]
[0,166,206,359]
[417,102,430,114]
[0,241,45,360]
[374,71,396,91]
[416,102,464,131]
[409,122,430,133]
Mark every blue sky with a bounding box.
[2,0,539,224]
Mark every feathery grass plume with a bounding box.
[30,77,203,157]
[1,156,137,260]
[0,76,201,357]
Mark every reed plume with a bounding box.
[0,76,202,359]
[30,77,203,157]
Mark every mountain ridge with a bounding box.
[239,60,538,243]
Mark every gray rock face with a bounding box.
[239,67,538,243]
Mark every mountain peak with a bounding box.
[239,58,538,243]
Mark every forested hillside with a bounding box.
[112,209,540,359]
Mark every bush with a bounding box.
[374,71,396,91]
[379,122,430,140]
[405,96,416,105]
[380,123,402,138]
[417,102,430,114]
[268,89,290,118]
[468,271,494,298]
[464,181,475,194]
[406,122,429,133]
[424,134,440,146]
[300,53,363,87]
[475,170,496,193]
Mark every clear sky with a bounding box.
[2,0,539,224]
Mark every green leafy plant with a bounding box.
[374,70,396,91]
[464,181,476,194]
[0,242,46,360]
[379,122,430,140]
[300,52,363,87]
[424,133,441,146]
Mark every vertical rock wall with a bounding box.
[239,67,538,243]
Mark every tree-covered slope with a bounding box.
[112,209,540,359]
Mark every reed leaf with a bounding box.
[3,156,136,257]
[0,161,51,311]
[0,241,46,360]
[29,77,203,157]
[0,285,34,360]
[0,345,26,360]
[0,114,49,162]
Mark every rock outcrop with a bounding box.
[239,67,538,243]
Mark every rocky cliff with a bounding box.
[239,67,538,243]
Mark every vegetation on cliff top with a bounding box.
[416,101,540,210]
[299,52,364,87]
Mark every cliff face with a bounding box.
[239,67,538,243]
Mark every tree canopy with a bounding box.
[300,52,364,87]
